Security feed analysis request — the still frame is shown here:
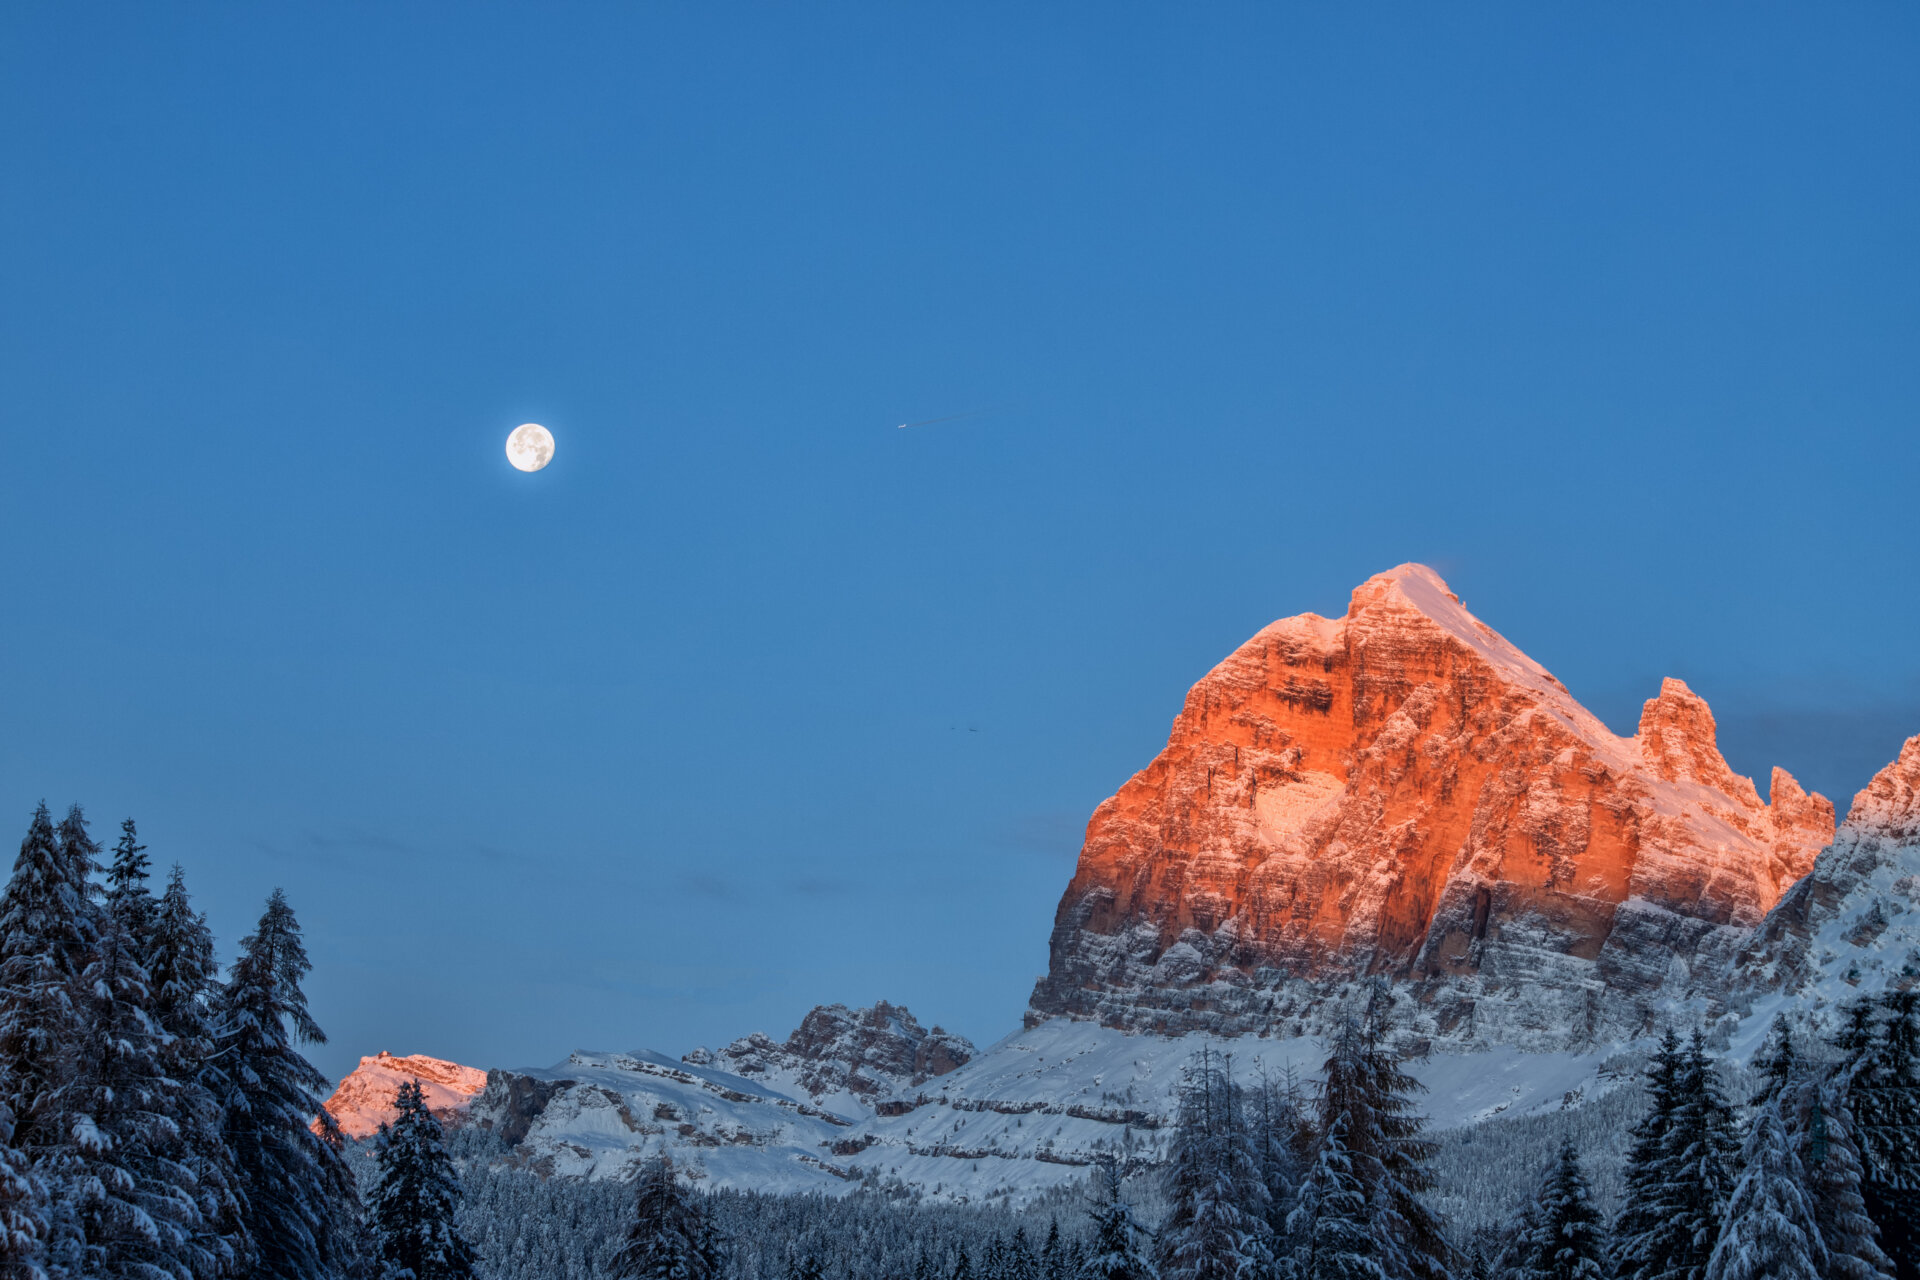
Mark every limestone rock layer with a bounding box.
[1028,564,1835,1047]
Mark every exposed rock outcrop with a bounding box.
[319,1051,489,1139]
[1735,734,1920,1001]
[686,1001,974,1112]
[1028,564,1835,1048]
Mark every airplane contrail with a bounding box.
[895,406,1005,430]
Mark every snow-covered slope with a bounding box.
[684,1001,974,1120]
[456,1017,1624,1206]
[827,1017,1621,1206]
[467,1047,857,1193]
[457,1002,975,1193]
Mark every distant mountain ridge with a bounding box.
[319,1052,488,1139]
[684,1000,974,1119]
[321,566,1920,1205]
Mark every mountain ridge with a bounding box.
[1027,563,1835,1049]
[318,567,1920,1205]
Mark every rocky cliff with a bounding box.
[684,1001,974,1117]
[1028,564,1836,1049]
[1734,733,1920,1004]
[319,1051,490,1139]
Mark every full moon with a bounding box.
[505,423,555,472]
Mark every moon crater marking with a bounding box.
[506,423,555,472]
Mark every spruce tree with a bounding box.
[1253,1065,1308,1259]
[1314,992,1453,1280]
[1611,1031,1685,1280]
[1647,1033,1736,1280]
[1518,1140,1607,1280]
[0,1101,45,1280]
[1490,1201,1542,1280]
[209,890,357,1279]
[70,908,201,1279]
[986,1233,1009,1280]
[1803,1074,1894,1280]
[612,1153,719,1280]
[1704,1097,1824,1280]
[1156,1048,1272,1280]
[103,820,156,961]
[1079,1162,1154,1280]
[1009,1227,1039,1280]
[0,805,103,1164]
[1839,992,1920,1280]
[367,1080,477,1280]
[149,867,240,1279]
[1289,1113,1385,1280]
[1751,1016,1796,1109]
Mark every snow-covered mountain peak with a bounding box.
[1029,564,1837,1049]
[685,1001,975,1118]
[1843,732,1920,842]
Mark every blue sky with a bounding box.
[2,5,1916,1081]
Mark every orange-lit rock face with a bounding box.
[318,1051,489,1140]
[1028,565,1834,1048]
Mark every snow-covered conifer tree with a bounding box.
[0,805,103,1164]
[1079,1162,1154,1280]
[1711,1016,1888,1280]
[1811,1066,1897,1280]
[1652,1033,1737,1280]
[986,1232,1009,1280]
[1043,1218,1066,1280]
[1008,1226,1039,1280]
[103,820,156,961]
[1516,1139,1606,1280]
[611,1153,719,1280]
[1489,1201,1541,1280]
[1253,1065,1309,1260]
[1704,1094,1825,1280]
[149,866,240,1279]
[1610,1030,1684,1280]
[1156,1048,1272,1280]
[0,1101,46,1280]
[1751,1016,1796,1109]
[1314,989,1453,1280]
[1289,1114,1384,1280]
[1835,992,1920,1279]
[69,907,201,1279]
[209,890,357,1279]
[367,1080,477,1280]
